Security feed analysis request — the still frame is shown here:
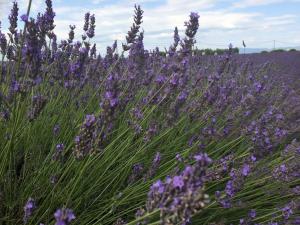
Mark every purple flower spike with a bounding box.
[282,202,294,220]
[242,164,250,177]
[249,209,256,218]
[8,2,19,34]
[74,114,97,159]
[54,208,76,225]
[24,198,36,223]
[84,114,96,127]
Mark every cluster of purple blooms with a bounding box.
[138,153,211,224]
[74,114,97,159]
[23,198,75,225]
[54,208,76,225]
[27,95,48,121]
[272,139,300,182]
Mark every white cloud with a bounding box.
[49,0,299,51]
[0,0,45,21]
[92,0,106,4]
[0,0,10,20]
[261,15,297,28]
[233,0,300,8]
[1,0,300,52]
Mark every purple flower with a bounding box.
[182,12,200,53]
[86,14,95,38]
[20,14,28,22]
[84,114,96,127]
[132,108,143,120]
[0,32,7,54]
[170,74,179,86]
[24,198,36,223]
[173,175,184,189]
[280,164,287,173]
[75,136,80,143]
[292,186,300,195]
[169,26,180,53]
[292,217,300,225]
[74,114,97,159]
[225,180,235,197]
[249,209,256,218]
[12,80,20,92]
[282,203,293,220]
[146,153,209,224]
[128,163,144,183]
[34,76,42,85]
[276,114,284,120]
[242,164,250,177]
[178,91,188,101]
[110,98,118,107]
[45,0,56,32]
[54,208,76,225]
[27,95,48,121]
[8,2,19,34]
[176,153,183,162]
[254,82,263,93]
[194,153,212,165]
[182,166,193,177]
[153,152,161,164]
[56,144,64,152]
[155,75,166,84]
[144,152,162,180]
[104,91,119,108]
[68,25,76,43]
[83,12,90,32]
[230,169,237,179]
[52,143,65,161]
[152,180,165,194]
[275,128,287,138]
[190,12,200,20]
[123,5,143,50]
[90,43,97,58]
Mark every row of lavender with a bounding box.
[0,1,299,225]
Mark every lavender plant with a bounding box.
[0,1,299,225]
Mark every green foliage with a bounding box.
[194,47,239,55]
[271,49,286,53]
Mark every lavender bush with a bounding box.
[0,1,299,225]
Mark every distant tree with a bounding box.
[215,48,225,55]
[289,49,297,52]
[271,49,285,53]
[204,48,214,55]
[193,47,239,55]
[159,51,167,57]
[233,47,239,54]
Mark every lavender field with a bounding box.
[0,1,299,225]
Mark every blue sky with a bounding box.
[1,0,300,53]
